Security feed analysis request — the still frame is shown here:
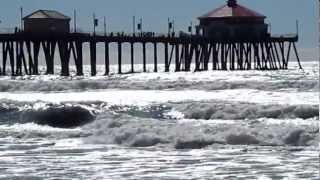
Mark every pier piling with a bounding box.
[104,42,109,75]
[153,43,158,72]
[90,41,97,76]
[118,42,122,74]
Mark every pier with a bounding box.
[0,0,302,76]
[0,32,301,76]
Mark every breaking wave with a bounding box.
[0,100,318,128]
[0,99,318,149]
[83,113,319,149]
[0,78,317,93]
[0,123,87,140]
[0,100,97,128]
[170,101,319,120]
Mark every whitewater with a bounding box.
[0,62,318,179]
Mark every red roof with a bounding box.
[199,3,266,19]
[23,10,71,20]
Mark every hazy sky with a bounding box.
[0,0,317,48]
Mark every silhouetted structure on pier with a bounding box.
[0,0,302,76]
[23,10,71,34]
[198,0,268,40]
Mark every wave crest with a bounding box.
[0,78,317,93]
[83,114,319,149]
[0,101,96,128]
[171,102,319,120]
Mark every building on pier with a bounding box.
[198,0,268,40]
[23,10,71,34]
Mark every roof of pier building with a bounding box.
[23,10,71,20]
[199,0,266,20]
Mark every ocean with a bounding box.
[0,62,318,179]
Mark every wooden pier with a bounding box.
[0,32,302,76]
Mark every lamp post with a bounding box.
[295,20,299,36]
[188,21,193,35]
[93,13,96,35]
[137,18,142,36]
[140,18,143,34]
[74,9,77,33]
[168,18,174,36]
[20,7,23,31]
[133,16,136,35]
[93,13,98,35]
[168,18,171,35]
[104,16,107,36]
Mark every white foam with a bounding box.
[0,123,81,133]
[0,89,317,106]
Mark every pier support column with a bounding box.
[253,43,258,69]
[2,41,15,76]
[75,41,83,76]
[272,43,281,69]
[292,43,302,69]
[271,43,278,69]
[285,42,292,69]
[42,41,56,74]
[142,43,146,72]
[266,42,275,70]
[58,41,70,76]
[15,41,27,75]
[9,41,15,76]
[175,44,180,72]
[230,43,235,70]
[245,43,252,70]
[195,44,200,71]
[153,43,158,72]
[221,43,227,70]
[131,43,134,73]
[20,41,28,75]
[69,42,80,75]
[2,41,7,75]
[26,41,34,75]
[183,44,189,71]
[15,41,22,75]
[118,42,122,74]
[200,44,204,71]
[279,42,286,69]
[104,42,109,75]
[204,44,210,71]
[33,42,40,75]
[260,43,267,70]
[90,41,97,76]
[50,41,56,74]
[212,43,218,70]
[164,43,169,72]
[186,44,193,72]
[0,42,2,75]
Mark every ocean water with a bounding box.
[0,62,319,180]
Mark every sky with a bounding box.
[0,0,317,49]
